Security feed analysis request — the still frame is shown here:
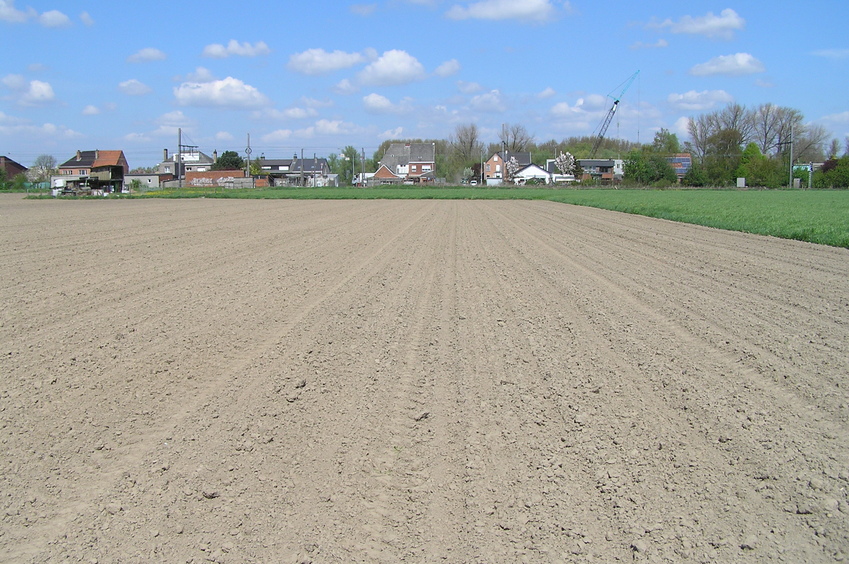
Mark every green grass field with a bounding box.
[54,186,849,248]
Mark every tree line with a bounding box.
[320,103,848,188]
[8,101,848,189]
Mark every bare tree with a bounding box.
[28,154,57,182]
[752,103,783,155]
[499,123,534,152]
[716,103,754,145]
[794,123,830,163]
[773,107,804,158]
[686,113,716,162]
[450,123,483,165]
[827,139,840,159]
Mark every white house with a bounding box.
[513,163,552,185]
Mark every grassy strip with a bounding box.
[52,186,849,248]
[542,189,849,248]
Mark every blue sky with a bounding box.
[1,0,847,168]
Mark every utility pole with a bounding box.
[788,127,794,188]
[177,128,182,189]
[245,133,252,187]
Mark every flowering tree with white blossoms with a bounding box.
[554,151,576,177]
[505,156,520,182]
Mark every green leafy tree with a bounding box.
[814,157,849,188]
[651,128,681,154]
[703,128,743,186]
[212,150,244,171]
[336,146,359,185]
[735,143,784,188]
[624,151,677,185]
[682,162,708,187]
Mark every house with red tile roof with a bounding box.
[56,150,129,193]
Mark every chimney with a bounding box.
[95,149,99,161]
[213,150,218,161]
[75,150,81,161]
[164,148,169,161]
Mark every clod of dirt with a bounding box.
[740,535,758,550]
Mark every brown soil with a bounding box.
[1,194,848,563]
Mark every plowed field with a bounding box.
[2,195,848,563]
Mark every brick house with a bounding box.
[484,151,531,183]
[56,150,129,193]
[0,156,28,179]
[374,143,436,184]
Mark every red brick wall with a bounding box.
[185,170,246,186]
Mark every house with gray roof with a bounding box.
[374,142,436,184]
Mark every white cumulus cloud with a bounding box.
[381,126,404,139]
[174,77,270,109]
[457,80,483,94]
[538,87,556,99]
[434,59,461,77]
[38,9,70,27]
[649,8,745,40]
[2,73,26,90]
[333,78,358,95]
[446,0,562,23]
[689,53,765,76]
[2,74,55,105]
[20,80,54,105]
[0,1,71,27]
[667,89,734,111]
[358,50,426,86]
[363,93,393,112]
[469,90,506,113]
[262,129,293,143]
[811,49,849,60]
[202,40,271,58]
[363,93,412,114]
[0,0,34,23]
[287,48,374,75]
[118,79,152,96]
[127,48,167,63]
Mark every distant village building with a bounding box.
[55,150,129,194]
[374,143,436,184]
[576,158,624,183]
[667,153,692,181]
[484,151,532,184]
[0,155,28,179]
[157,148,215,178]
[256,155,331,186]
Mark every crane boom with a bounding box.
[590,70,639,157]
